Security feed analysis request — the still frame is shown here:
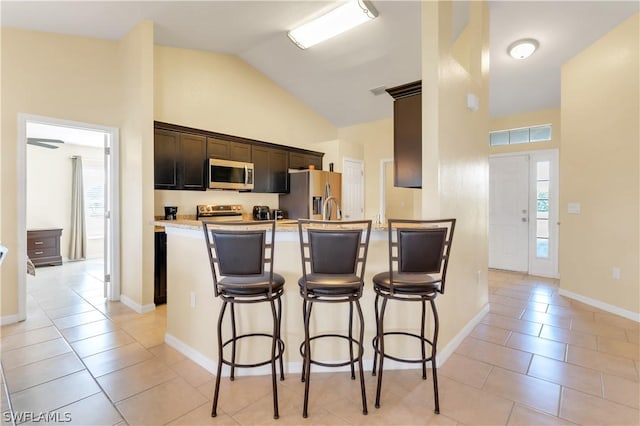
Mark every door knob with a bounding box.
[521,217,528,222]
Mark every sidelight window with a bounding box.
[535,161,550,258]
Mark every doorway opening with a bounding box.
[489,149,559,278]
[18,114,120,321]
[379,158,419,223]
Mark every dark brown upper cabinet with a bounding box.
[154,121,323,193]
[289,151,323,171]
[252,145,289,193]
[154,129,179,189]
[180,133,207,190]
[154,129,207,191]
[387,81,422,188]
[207,137,251,163]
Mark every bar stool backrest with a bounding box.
[203,220,276,297]
[388,218,456,294]
[298,219,372,286]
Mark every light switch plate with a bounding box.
[568,203,581,214]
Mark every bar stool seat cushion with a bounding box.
[298,273,361,295]
[372,271,440,294]
[219,273,285,296]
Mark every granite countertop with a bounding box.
[154,219,387,232]
[154,219,300,232]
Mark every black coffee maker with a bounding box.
[164,206,178,220]
[252,206,271,220]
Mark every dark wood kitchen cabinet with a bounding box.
[154,121,324,193]
[387,81,422,188]
[154,129,207,191]
[252,145,289,193]
[154,230,167,305]
[289,152,323,170]
[207,137,251,162]
[27,229,62,267]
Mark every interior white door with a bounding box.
[489,155,529,272]
[341,158,364,220]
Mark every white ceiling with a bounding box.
[2,1,639,128]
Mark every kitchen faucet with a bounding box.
[322,196,341,221]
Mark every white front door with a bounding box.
[341,158,364,220]
[489,155,530,271]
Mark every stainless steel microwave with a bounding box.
[208,158,254,190]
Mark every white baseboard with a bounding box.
[436,302,491,367]
[120,295,155,314]
[164,303,488,377]
[558,289,640,323]
[1,314,20,326]
[165,333,219,374]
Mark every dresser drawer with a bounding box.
[27,228,63,267]
[28,247,59,258]
[27,236,57,250]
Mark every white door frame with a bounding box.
[17,113,120,320]
[379,158,393,223]
[490,149,559,278]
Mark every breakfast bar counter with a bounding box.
[157,219,431,376]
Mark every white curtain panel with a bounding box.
[69,156,87,260]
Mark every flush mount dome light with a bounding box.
[508,38,539,60]
[288,0,378,49]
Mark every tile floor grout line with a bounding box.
[47,320,130,425]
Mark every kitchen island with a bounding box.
[157,219,450,376]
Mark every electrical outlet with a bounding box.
[190,291,196,308]
[477,270,482,285]
[612,267,621,280]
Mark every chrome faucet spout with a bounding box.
[322,196,341,221]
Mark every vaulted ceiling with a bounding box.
[2,1,638,127]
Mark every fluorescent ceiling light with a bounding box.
[508,39,539,60]
[288,0,378,50]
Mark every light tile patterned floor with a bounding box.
[1,262,639,425]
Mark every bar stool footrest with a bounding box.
[222,333,285,369]
[299,333,363,368]
[372,331,435,364]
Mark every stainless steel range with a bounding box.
[196,204,244,221]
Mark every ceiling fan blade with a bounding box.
[27,138,63,149]
[27,138,64,144]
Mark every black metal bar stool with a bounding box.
[202,220,285,419]
[371,218,456,414]
[297,219,372,418]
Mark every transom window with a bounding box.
[489,124,552,146]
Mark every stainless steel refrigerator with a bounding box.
[279,170,342,220]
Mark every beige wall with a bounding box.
[155,190,282,220]
[1,29,122,317]
[560,13,639,314]
[421,1,491,345]
[26,144,104,260]
[118,21,156,307]
[338,118,399,220]
[154,46,337,149]
[490,108,561,154]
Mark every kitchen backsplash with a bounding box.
[154,190,280,218]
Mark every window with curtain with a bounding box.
[82,159,104,239]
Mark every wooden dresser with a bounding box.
[27,229,63,267]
